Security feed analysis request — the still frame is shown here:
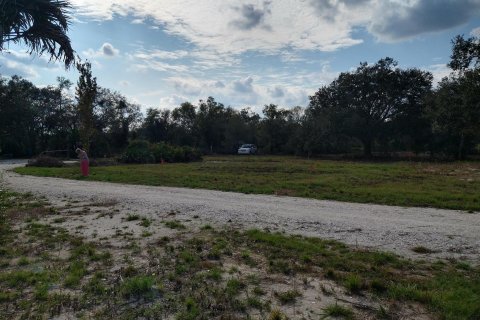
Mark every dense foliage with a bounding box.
[121,140,202,164]
[0,0,75,68]
[1,35,479,159]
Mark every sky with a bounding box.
[1,0,480,113]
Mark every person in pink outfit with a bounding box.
[76,147,89,176]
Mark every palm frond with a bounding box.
[0,0,75,68]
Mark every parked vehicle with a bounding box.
[237,144,257,155]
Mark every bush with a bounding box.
[122,140,202,164]
[121,140,155,163]
[185,146,202,162]
[26,155,64,167]
[151,142,175,162]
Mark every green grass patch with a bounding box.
[164,220,186,229]
[206,267,223,281]
[240,229,480,320]
[120,275,156,299]
[0,270,51,288]
[17,257,30,266]
[322,303,354,319]
[344,274,363,293]
[275,289,302,304]
[176,297,200,320]
[64,261,87,288]
[139,217,151,227]
[1,187,479,319]
[14,156,480,210]
[225,278,245,296]
[126,214,140,221]
[411,246,437,254]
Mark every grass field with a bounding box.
[15,155,480,211]
[1,188,479,319]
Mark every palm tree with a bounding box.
[0,0,75,68]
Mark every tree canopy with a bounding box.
[0,35,479,160]
[309,58,433,156]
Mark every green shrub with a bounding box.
[182,146,202,162]
[151,142,175,162]
[275,289,301,304]
[26,155,64,167]
[322,303,354,319]
[173,146,186,162]
[120,275,155,298]
[121,140,155,163]
[123,140,201,163]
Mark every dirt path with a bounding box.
[1,160,479,263]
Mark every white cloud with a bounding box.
[101,43,119,56]
[0,49,65,78]
[70,0,366,54]
[82,42,119,58]
[70,0,480,59]
[131,18,144,24]
[134,49,188,60]
[158,94,191,108]
[190,50,241,69]
[471,27,480,37]
[159,74,315,108]
[0,56,39,79]
[232,76,254,93]
[129,48,241,75]
[369,0,480,42]
[129,60,189,73]
[167,77,227,96]
[268,85,285,98]
[138,90,191,108]
[425,64,452,84]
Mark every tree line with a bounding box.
[0,35,479,160]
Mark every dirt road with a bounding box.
[1,160,479,263]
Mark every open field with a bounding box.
[4,159,480,264]
[15,156,480,211]
[1,188,479,319]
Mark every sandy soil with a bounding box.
[1,160,479,264]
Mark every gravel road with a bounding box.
[1,160,479,263]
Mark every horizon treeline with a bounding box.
[0,35,479,160]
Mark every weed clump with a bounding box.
[126,214,140,221]
[275,289,301,304]
[139,217,151,227]
[411,246,437,254]
[322,303,354,319]
[26,155,64,168]
[120,275,156,299]
[164,220,186,229]
[344,274,363,294]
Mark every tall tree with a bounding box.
[427,35,480,159]
[0,75,38,156]
[427,73,480,159]
[94,88,142,154]
[0,0,75,68]
[142,108,172,143]
[196,97,226,153]
[171,101,198,146]
[76,61,97,152]
[449,35,480,72]
[258,104,291,154]
[309,58,432,156]
[223,107,259,153]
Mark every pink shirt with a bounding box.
[78,150,89,161]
